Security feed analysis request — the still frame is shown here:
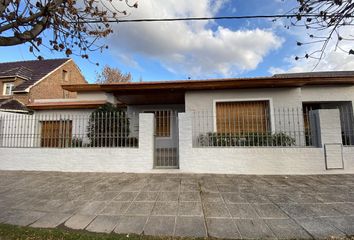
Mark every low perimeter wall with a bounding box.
[0,111,354,174]
[0,113,155,173]
[178,112,354,175]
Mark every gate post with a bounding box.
[312,109,344,169]
[178,112,193,171]
[139,113,155,169]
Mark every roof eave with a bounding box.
[62,76,354,93]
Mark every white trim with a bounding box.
[12,59,71,93]
[0,75,29,80]
[3,82,15,96]
[0,109,29,113]
[212,98,275,133]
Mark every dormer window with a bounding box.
[3,82,14,96]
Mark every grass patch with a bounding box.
[1,223,353,240]
[0,223,182,240]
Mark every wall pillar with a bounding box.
[138,113,155,169]
[178,112,193,171]
[315,109,344,169]
[315,109,342,145]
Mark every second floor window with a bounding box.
[3,82,14,96]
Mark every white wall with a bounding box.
[77,92,117,104]
[0,113,155,173]
[185,88,303,112]
[301,85,354,104]
[179,112,354,175]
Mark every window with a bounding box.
[145,110,171,137]
[216,101,270,134]
[62,70,69,82]
[3,82,14,95]
[41,120,72,148]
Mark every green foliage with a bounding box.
[87,103,138,147]
[198,132,296,147]
[71,136,84,148]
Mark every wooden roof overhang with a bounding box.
[62,76,354,105]
[27,100,107,110]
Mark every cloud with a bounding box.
[269,22,354,74]
[107,0,283,77]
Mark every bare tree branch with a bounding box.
[291,0,354,63]
[0,0,138,61]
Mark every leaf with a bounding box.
[349,49,354,55]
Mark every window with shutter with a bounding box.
[216,101,270,134]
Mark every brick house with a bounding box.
[0,58,87,112]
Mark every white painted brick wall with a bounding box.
[1,111,353,174]
[179,112,354,175]
[0,113,155,173]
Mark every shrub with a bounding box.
[87,103,138,147]
[197,132,296,147]
[71,136,83,147]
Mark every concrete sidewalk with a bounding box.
[0,171,354,239]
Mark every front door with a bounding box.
[150,110,179,169]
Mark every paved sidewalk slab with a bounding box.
[265,218,312,239]
[151,202,178,216]
[125,202,155,216]
[3,210,45,226]
[206,218,240,239]
[86,215,120,233]
[175,216,207,237]
[296,217,346,239]
[143,216,175,236]
[64,214,96,230]
[234,219,276,239]
[114,216,148,234]
[322,216,354,235]
[100,201,130,215]
[178,202,203,216]
[253,203,289,219]
[31,213,72,228]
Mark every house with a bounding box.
[0,71,354,174]
[0,58,87,112]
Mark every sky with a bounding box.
[1,0,354,83]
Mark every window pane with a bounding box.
[4,83,14,95]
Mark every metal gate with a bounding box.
[152,110,179,169]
